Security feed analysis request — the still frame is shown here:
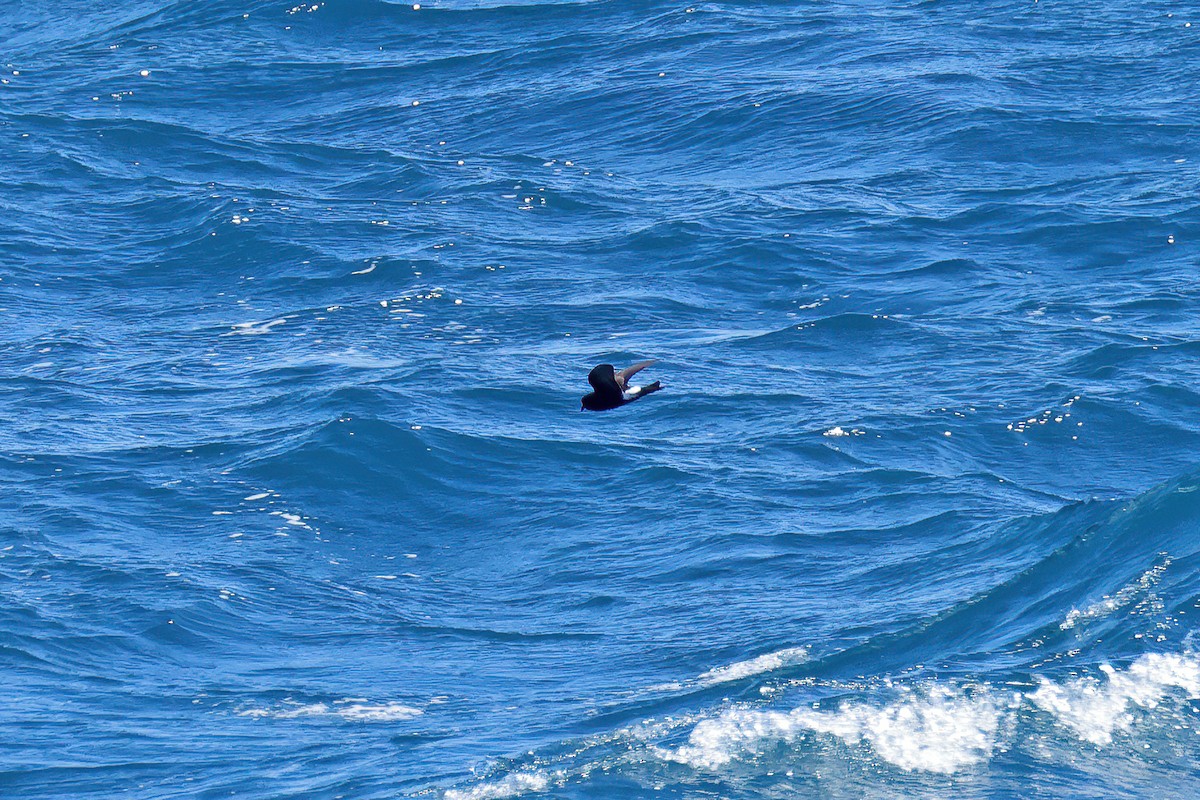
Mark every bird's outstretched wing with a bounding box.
[614,360,657,390]
[587,364,623,400]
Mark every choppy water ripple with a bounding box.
[3,0,1200,798]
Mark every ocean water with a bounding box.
[3,1,1200,797]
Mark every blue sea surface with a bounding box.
[4,1,1200,797]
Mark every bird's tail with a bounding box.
[636,381,662,397]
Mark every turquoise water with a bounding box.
[4,2,1200,798]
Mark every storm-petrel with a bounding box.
[581,360,662,411]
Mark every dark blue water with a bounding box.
[4,1,1200,798]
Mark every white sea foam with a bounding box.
[227,318,286,335]
[441,651,1200,800]
[1060,557,1171,630]
[444,771,549,800]
[270,510,310,529]
[665,651,1200,773]
[1029,652,1200,745]
[823,426,865,437]
[646,646,810,694]
[666,684,1006,773]
[697,647,811,686]
[238,700,421,722]
[336,702,423,721]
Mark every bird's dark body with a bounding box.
[581,361,662,411]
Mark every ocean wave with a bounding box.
[696,647,812,687]
[646,646,812,694]
[665,651,1200,774]
[441,469,1200,796]
[1030,653,1200,746]
[445,650,1200,798]
[663,683,1009,773]
[444,772,550,800]
[237,699,422,722]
